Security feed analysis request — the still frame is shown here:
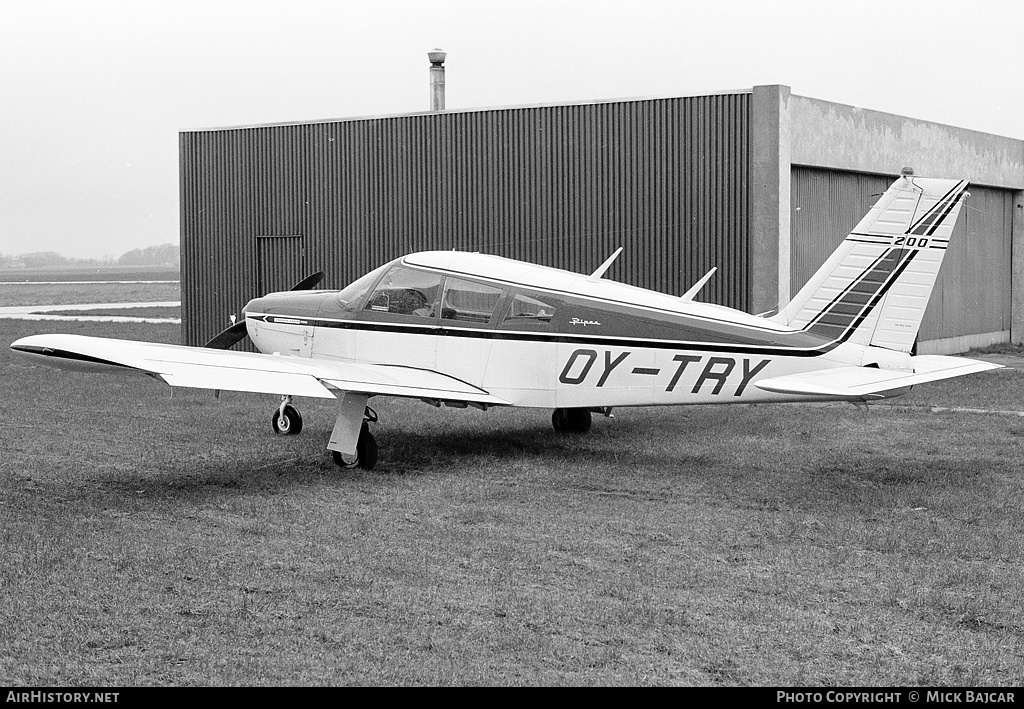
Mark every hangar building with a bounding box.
[179,84,1024,354]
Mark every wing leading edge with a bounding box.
[10,334,510,406]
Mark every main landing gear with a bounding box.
[551,407,593,434]
[270,396,379,470]
[551,407,613,434]
[331,410,379,471]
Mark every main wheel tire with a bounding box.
[552,407,592,434]
[331,424,379,470]
[552,408,567,432]
[271,405,303,435]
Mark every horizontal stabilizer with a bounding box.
[754,355,1002,400]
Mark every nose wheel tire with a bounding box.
[271,404,303,435]
[552,407,592,434]
[332,424,379,470]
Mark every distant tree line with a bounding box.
[0,243,179,270]
[114,244,179,267]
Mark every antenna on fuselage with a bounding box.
[679,267,717,302]
[587,247,623,282]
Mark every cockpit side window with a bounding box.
[440,278,505,325]
[500,291,558,329]
[364,264,444,318]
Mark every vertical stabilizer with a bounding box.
[771,174,969,352]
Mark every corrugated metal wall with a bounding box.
[920,184,1013,341]
[256,235,305,294]
[790,166,1013,342]
[180,94,751,346]
[789,168,891,293]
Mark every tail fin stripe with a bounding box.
[907,181,960,232]
[805,249,917,340]
[804,248,905,328]
[909,181,968,237]
[847,234,898,244]
[809,250,918,342]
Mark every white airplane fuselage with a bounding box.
[243,250,907,410]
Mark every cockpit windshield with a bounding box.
[334,261,393,312]
[364,264,444,318]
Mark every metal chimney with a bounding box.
[428,49,446,111]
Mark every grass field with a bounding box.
[0,266,179,283]
[30,306,181,319]
[3,317,1024,686]
[0,282,180,308]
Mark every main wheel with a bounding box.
[271,404,303,435]
[551,407,592,434]
[332,424,379,470]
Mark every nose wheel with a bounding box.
[271,397,303,435]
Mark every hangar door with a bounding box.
[256,234,307,294]
[790,167,1013,347]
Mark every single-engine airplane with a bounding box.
[11,172,1001,469]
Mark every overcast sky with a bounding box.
[2,0,1021,259]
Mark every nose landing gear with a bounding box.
[271,396,303,435]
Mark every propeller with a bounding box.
[203,271,326,349]
[289,271,326,292]
[203,319,249,349]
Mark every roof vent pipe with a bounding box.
[428,49,446,111]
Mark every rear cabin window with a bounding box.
[440,278,505,324]
[364,265,443,318]
[501,292,558,328]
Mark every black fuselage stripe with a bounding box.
[265,317,838,358]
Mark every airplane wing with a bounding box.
[754,355,1003,400]
[10,334,510,406]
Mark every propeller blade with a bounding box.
[203,320,249,349]
[290,271,325,291]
